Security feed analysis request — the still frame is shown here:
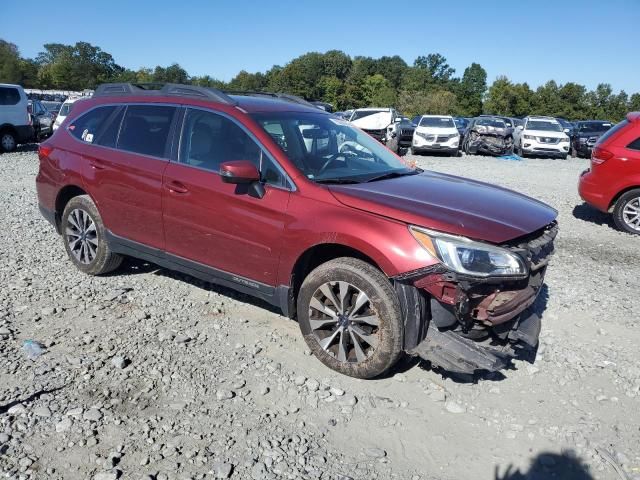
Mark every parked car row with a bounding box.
[1,83,86,152]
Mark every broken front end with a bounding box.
[467,127,514,156]
[396,221,558,375]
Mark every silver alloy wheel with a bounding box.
[308,281,380,363]
[1,133,16,152]
[66,208,98,264]
[622,196,640,231]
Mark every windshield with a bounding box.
[350,109,388,121]
[578,121,613,133]
[59,102,74,116]
[476,118,506,128]
[526,120,562,132]
[42,101,62,113]
[419,117,455,128]
[252,112,415,183]
[454,118,468,128]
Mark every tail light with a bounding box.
[38,144,53,159]
[591,146,613,165]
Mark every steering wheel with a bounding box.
[316,153,347,176]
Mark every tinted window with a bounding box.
[420,117,455,128]
[59,102,74,116]
[627,137,640,151]
[597,120,628,145]
[180,108,284,186]
[0,87,20,106]
[69,106,117,143]
[95,108,125,148]
[118,105,176,158]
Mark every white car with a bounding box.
[514,116,570,159]
[411,115,459,156]
[0,83,33,152]
[52,97,81,131]
[349,108,401,153]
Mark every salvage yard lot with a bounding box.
[1,148,639,479]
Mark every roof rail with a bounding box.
[94,83,237,105]
[224,90,317,108]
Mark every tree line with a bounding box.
[2,39,638,121]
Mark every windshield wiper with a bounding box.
[314,178,363,184]
[364,169,422,183]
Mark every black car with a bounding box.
[27,100,54,141]
[570,120,614,158]
[453,117,469,137]
[396,116,415,153]
[556,117,574,138]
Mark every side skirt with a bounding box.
[104,231,290,315]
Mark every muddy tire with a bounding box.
[613,189,640,235]
[297,257,403,379]
[61,195,123,275]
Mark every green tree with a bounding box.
[0,40,23,83]
[362,74,396,107]
[414,53,456,84]
[227,70,266,91]
[374,55,408,89]
[456,63,487,117]
[322,50,352,80]
[398,89,458,117]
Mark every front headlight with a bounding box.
[524,135,535,140]
[561,136,570,143]
[409,226,528,277]
[416,131,435,141]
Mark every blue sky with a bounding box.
[4,0,639,93]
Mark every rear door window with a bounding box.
[0,87,20,105]
[95,108,125,148]
[117,105,177,158]
[69,106,118,143]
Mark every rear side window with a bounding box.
[118,105,177,158]
[627,137,640,151]
[69,106,117,143]
[0,87,20,105]
[95,108,125,148]
[597,120,628,145]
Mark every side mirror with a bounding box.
[563,128,570,133]
[516,125,524,130]
[220,160,260,184]
[394,117,402,123]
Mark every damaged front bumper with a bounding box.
[398,222,557,375]
[468,133,513,156]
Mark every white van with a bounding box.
[0,84,33,152]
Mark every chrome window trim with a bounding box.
[177,105,296,192]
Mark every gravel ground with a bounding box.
[1,147,639,480]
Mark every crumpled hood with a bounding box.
[329,171,557,243]
[351,112,393,130]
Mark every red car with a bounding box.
[579,112,640,234]
[37,83,558,379]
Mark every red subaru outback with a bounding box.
[36,83,558,378]
[579,112,640,234]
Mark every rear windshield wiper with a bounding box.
[364,169,422,183]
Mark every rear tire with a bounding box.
[297,257,403,379]
[613,189,640,235]
[1,130,17,153]
[61,195,123,275]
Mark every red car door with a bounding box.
[73,104,178,250]
[162,107,292,286]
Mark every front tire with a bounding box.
[1,131,17,153]
[61,195,123,275]
[613,189,640,235]
[297,257,403,379]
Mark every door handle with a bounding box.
[89,160,105,170]
[167,181,189,194]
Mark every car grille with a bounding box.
[507,221,558,272]
[401,128,414,136]
[436,135,454,142]
[483,136,505,146]
[587,136,598,145]
[536,137,560,144]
